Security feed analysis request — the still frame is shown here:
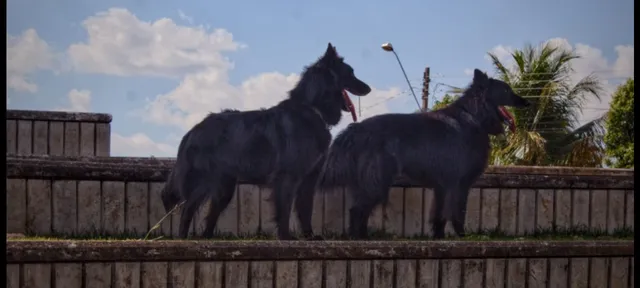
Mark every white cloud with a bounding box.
[463,68,474,76]
[7,29,54,93]
[67,8,244,78]
[54,89,92,112]
[111,132,177,157]
[486,38,634,125]
[177,10,194,24]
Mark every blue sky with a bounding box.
[7,0,634,156]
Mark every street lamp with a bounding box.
[381,42,422,110]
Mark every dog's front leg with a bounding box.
[273,176,299,240]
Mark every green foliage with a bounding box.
[604,79,634,168]
[487,41,606,167]
[432,94,459,110]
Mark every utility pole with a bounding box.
[422,67,430,111]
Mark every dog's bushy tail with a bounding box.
[317,125,374,190]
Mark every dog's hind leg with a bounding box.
[202,175,238,238]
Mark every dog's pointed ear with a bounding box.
[473,69,488,83]
[323,43,338,59]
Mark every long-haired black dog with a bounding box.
[317,69,529,239]
[162,43,371,240]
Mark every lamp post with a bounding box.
[381,42,421,110]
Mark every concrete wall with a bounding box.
[5,240,634,288]
[6,110,112,157]
[6,156,634,238]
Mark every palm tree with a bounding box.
[487,42,607,167]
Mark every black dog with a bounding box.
[162,43,371,240]
[317,69,529,239]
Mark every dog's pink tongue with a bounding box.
[498,106,516,133]
[343,90,357,122]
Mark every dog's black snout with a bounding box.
[513,93,530,107]
[350,79,372,96]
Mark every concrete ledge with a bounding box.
[6,240,634,263]
[6,155,634,189]
[6,109,112,123]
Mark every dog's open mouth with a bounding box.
[498,106,516,133]
[342,90,357,122]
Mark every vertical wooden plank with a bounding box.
[555,189,571,230]
[548,258,569,288]
[396,260,417,288]
[6,264,19,288]
[171,205,183,238]
[607,190,625,233]
[609,257,628,288]
[485,259,506,288]
[115,262,140,288]
[590,190,608,231]
[64,122,80,156]
[225,261,249,288]
[239,184,260,236]
[572,189,590,228]
[49,121,64,156]
[55,263,82,288]
[500,189,518,235]
[6,119,17,154]
[52,180,77,234]
[250,261,274,288]
[85,263,112,288]
[418,260,439,288]
[149,182,172,237]
[126,182,149,236]
[625,190,634,230]
[507,258,526,288]
[517,189,536,235]
[259,187,276,236]
[440,259,461,288]
[80,122,96,156]
[373,260,394,288]
[631,257,634,288]
[77,181,102,234]
[170,261,195,288]
[528,259,548,288]
[349,260,371,288]
[311,190,324,237]
[24,264,51,288]
[462,259,483,288]
[368,199,384,235]
[422,188,435,236]
[32,120,48,155]
[344,190,353,236]
[17,120,32,155]
[589,258,609,288]
[102,181,125,235]
[142,262,167,288]
[95,123,111,156]
[299,261,322,288]
[464,188,481,234]
[536,189,554,231]
[7,179,26,233]
[197,262,224,288]
[325,260,347,288]
[384,187,404,236]
[276,261,297,288]
[481,188,500,231]
[569,258,588,288]
[403,188,423,237]
[323,188,345,236]
[26,179,52,235]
